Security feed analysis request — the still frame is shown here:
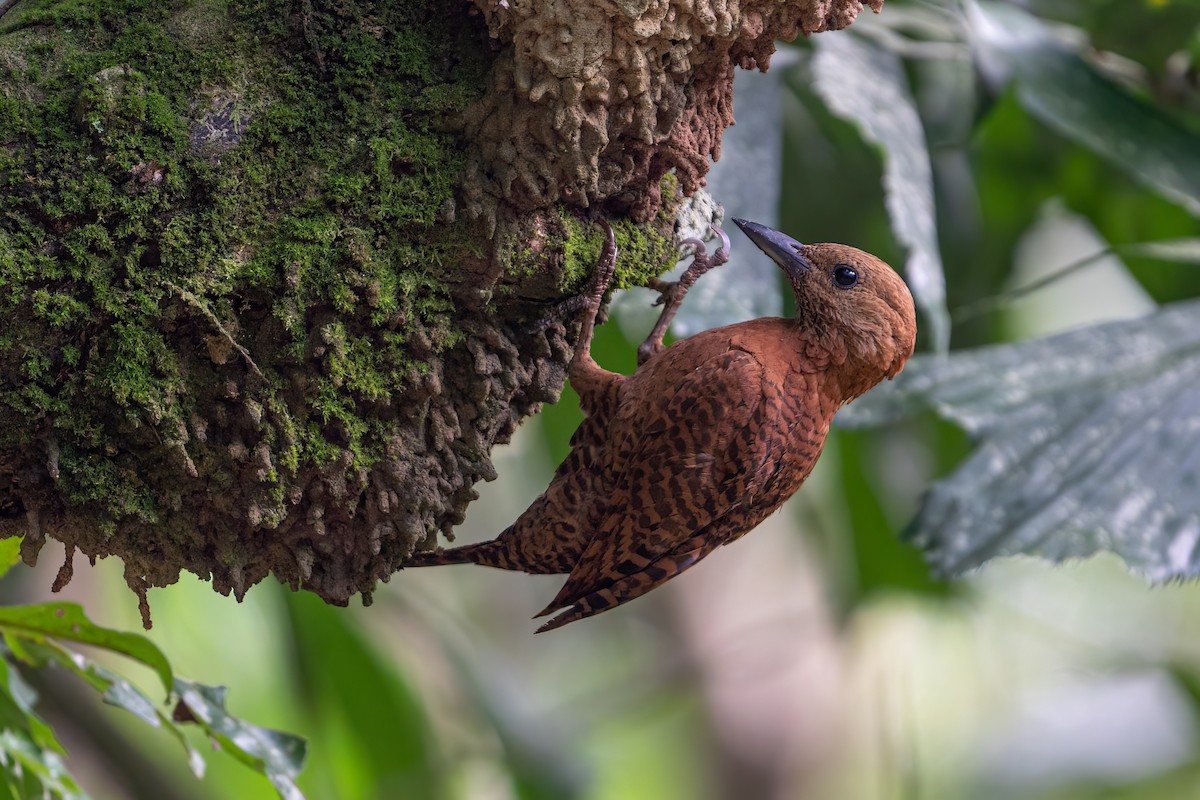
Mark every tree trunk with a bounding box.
[0,0,880,624]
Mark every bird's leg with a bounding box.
[567,220,622,413]
[637,225,731,366]
[572,221,616,368]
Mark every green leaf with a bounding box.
[830,428,947,607]
[1119,238,1200,264]
[8,636,206,777]
[0,658,35,739]
[812,30,950,352]
[0,603,172,695]
[0,539,20,581]
[840,299,1200,580]
[0,648,67,757]
[967,0,1200,216]
[0,606,306,794]
[0,730,86,800]
[283,591,439,799]
[109,677,208,779]
[175,678,308,800]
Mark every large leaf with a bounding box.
[967,0,1200,216]
[840,299,1200,579]
[812,30,950,352]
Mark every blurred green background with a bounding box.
[5,0,1200,798]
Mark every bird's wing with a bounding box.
[492,410,614,573]
[410,401,618,574]
[535,518,727,632]
[536,348,783,620]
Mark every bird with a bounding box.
[406,218,917,632]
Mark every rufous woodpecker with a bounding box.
[407,219,917,632]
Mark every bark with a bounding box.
[0,0,880,624]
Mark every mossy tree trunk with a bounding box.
[0,0,879,624]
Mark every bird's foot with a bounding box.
[562,219,618,382]
[636,225,730,366]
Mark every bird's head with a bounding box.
[733,219,917,392]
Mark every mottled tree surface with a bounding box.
[0,0,879,622]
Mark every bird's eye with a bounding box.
[832,265,858,288]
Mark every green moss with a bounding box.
[497,172,683,293]
[558,173,682,293]
[57,443,157,530]
[0,0,490,526]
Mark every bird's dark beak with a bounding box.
[732,218,811,281]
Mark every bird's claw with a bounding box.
[585,219,618,312]
[673,225,731,289]
[710,225,731,264]
[636,225,730,366]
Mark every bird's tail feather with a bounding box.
[405,541,504,568]
[408,542,525,573]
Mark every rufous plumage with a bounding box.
[407,219,917,632]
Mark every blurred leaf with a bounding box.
[0,605,307,796]
[968,0,1200,216]
[0,677,28,744]
[1119,238,1200,263]
[956,233,1200,324]
[174,679,307,800]
[781,55,899,265]
[0,730,85,800]
[0,655,84,800]
[437,642,587,800]
[841,299,1200,579]
[667,66,788,335]
[0,655,64,761]
[0,602,172,694]
[1118,238,1200,303]
[1036,0,1200,70]
[831,428,946,608]
[6,636,207,778]
[0,539,20,580]
[812,30,950,352]
[283,592,441,800]
[0,651,33,715]
[1167,662,1200,719]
